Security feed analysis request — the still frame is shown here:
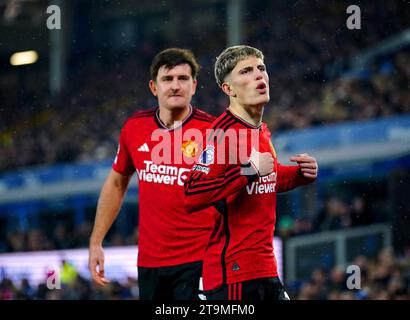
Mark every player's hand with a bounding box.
[249,147,274,177]
[88,244,110,286]
[290,153,318,179]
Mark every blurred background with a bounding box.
[0,0,410,300]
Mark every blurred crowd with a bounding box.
[278,195,380,239]
[245,1,410,132]
[1,220,138,253]
[1,247,408,300]
[1,1,409,172]
[0,271,140,300]
[289,248,410,300]
[0,193,382,253]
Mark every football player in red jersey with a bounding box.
[88,48,216,300]
[184,45,318,300]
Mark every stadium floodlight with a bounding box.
[10,50,38,66]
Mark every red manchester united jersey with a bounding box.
[113,106,216,267]
[184,109,313,291]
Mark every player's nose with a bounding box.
[255,69,263,80]
[171,78,181,90]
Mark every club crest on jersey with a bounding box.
[198,145,214,165]
[181,140,199,158]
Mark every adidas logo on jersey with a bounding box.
[232,262,240,271]
[138,143,149,152]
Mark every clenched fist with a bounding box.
[249,147,274,177]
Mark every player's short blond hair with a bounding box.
[214,45,264,87]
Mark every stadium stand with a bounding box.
[0,0,409,300]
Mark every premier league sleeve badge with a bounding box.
[198,145,215,166]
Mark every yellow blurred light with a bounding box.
[10,50,39,66]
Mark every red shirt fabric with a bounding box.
[184,109,313,291]
[113,106,217,268]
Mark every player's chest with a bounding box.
[128,130,201,170]
[238,128,277,160]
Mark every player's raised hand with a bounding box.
[88,244,110,286]
[290,153,318,179]
[249,148,274,177]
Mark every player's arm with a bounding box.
[184,147,273,213]
[89,169,132,286]
[184,164,248,213]
[276,153,318,192]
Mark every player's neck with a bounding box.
[158,105,191,129]
[228,103,264,127]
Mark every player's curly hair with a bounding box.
[150,48,200,81]
[214,45,264,87]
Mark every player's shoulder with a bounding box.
[191,107,216,123]
[123,108,157,127]
[210,110,240,131]
[129,108,157,121]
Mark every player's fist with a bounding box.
[249,148,274,177]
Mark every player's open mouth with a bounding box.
[256,83,267,94]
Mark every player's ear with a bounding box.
[149,80,157,96]
[221,82,236,98]
[191,78,197,95]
